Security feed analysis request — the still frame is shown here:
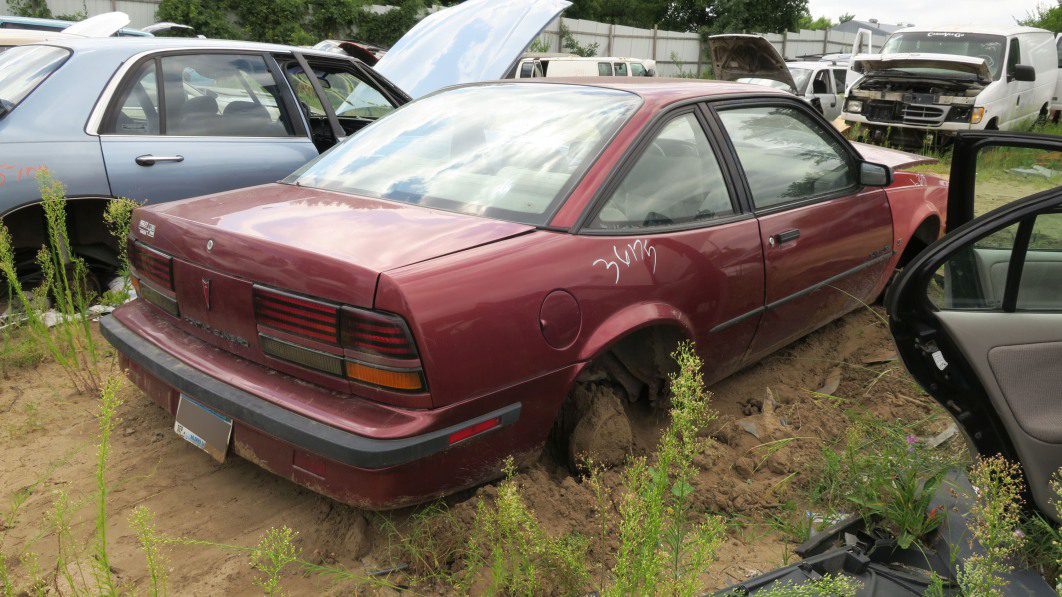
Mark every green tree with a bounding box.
[838,12,856,23]
[662,0,808,33]
[7,0,52,18]
[797,13,834,30]
[156,0,243,39]
[1021,1,1062,32]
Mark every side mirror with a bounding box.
[860,161,892,187]
[1011,64,1036,82]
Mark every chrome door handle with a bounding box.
[135,154,184,166]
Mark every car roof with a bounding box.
[470,77,790,108]
[893,25,1050,36]
[41,36,343,59]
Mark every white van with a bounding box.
[843,26,1058,139]
[514,55,656,78]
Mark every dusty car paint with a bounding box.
[105,79,949,509]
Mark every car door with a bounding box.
[809,68,840,120]
[98,51,319,205]
[1054,33,1062,116]
[578,108,765,383]
[888,131,1062,520]
[711,100,894,363]
[1005,36,1034,127]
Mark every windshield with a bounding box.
[788,68,813,93]
[288,84,641,226]
[881,32,1006,79]
[0,45,69,115]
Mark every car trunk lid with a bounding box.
[134,183,534,308]
[374,0,571,99]
[707,34,797,92]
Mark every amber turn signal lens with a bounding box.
[345,361,423,391]
[130,276,141,295]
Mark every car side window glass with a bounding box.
[287,65,395,119]
[631,62,647,76]
[109,60,159,135]
[717,105,855,210]
[928,213,1062,311]
[812,69,831,94]
[160,53,294,137]
[1017,212,1062,310]
[597,62,612,76]
[587,113,734,230]
[520,62,534,78]
[832,69,845,92]
[1007,38,1021,74]
[1056,35,1062,68]
[614,62,628,76]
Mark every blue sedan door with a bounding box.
[99,51,319,205]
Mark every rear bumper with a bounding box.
[101,304,576,509]
[102,315,520,470]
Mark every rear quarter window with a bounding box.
[0,45,69,114]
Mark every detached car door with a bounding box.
[888,131,1062,521]
[98,51,319,204]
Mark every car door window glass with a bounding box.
[832,69,845,92]
[812,69,831,94]
[286,63,395,127]
[974,146,1062,222]
[598,62,612,76]
[717,105,855,209]
[587,113,733,230]
[614,62,628,77]
[161,53,294,137]
[1056,35,1062,68]
[1007,37,1021,75]
[109,60,159,135]
[631,62,647,77]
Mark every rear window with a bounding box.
[0,45,69,115]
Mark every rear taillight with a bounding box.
[253,285,424,393]
[130,241,174,290]
[130,241,178,316]
[340,307,419,359]
[254,288,339,345]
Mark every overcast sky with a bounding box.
[807,0,1048,28]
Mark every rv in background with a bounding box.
[843,26,1058,144]
[513,55,656,78]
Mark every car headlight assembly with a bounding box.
[846,100,863,114]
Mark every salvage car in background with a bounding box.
[844,26,1059,146]
[0,0,570,285]
[0,13,151,37]
[103,78,948,509]
[0,11,134,51]
[512,55,657,78]
[708,34,867,121]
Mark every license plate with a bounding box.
[174,395,233,463]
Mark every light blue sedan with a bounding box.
[0,0,569,283]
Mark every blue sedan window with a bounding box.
[0,45,69,116]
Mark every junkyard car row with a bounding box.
[1,0,1059,555]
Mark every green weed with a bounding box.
[748,573,860,596]
[608,341,726,596]
[958,456,1027,596]
[0,171,103,394]
[810,419,959,549]
[91,377,122,595]
[462,457,591,595]
[249,526,301,596]
[376,502,465,585]
[130,506,167,597]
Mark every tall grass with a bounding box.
[958,455,1026,596]
[461,457,591,595]
[0,171,103,393]
[91,377,122,595]
[249,527,301,596]
[609,341,725,596]
[130,506,167,597]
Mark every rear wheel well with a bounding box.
[897,216,941,268]
[550,324,689,469]
[2,198,121,286]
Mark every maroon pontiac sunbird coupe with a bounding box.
[103,79,948,509]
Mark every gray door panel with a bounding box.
[969,247,1062,308]
[937,311,1062,518]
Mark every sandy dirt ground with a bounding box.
[0,306,956,595]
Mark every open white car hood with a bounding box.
[374,0,570,99]
[852,52,992,82]
[61,11,130,38]
[708,34,797,92]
